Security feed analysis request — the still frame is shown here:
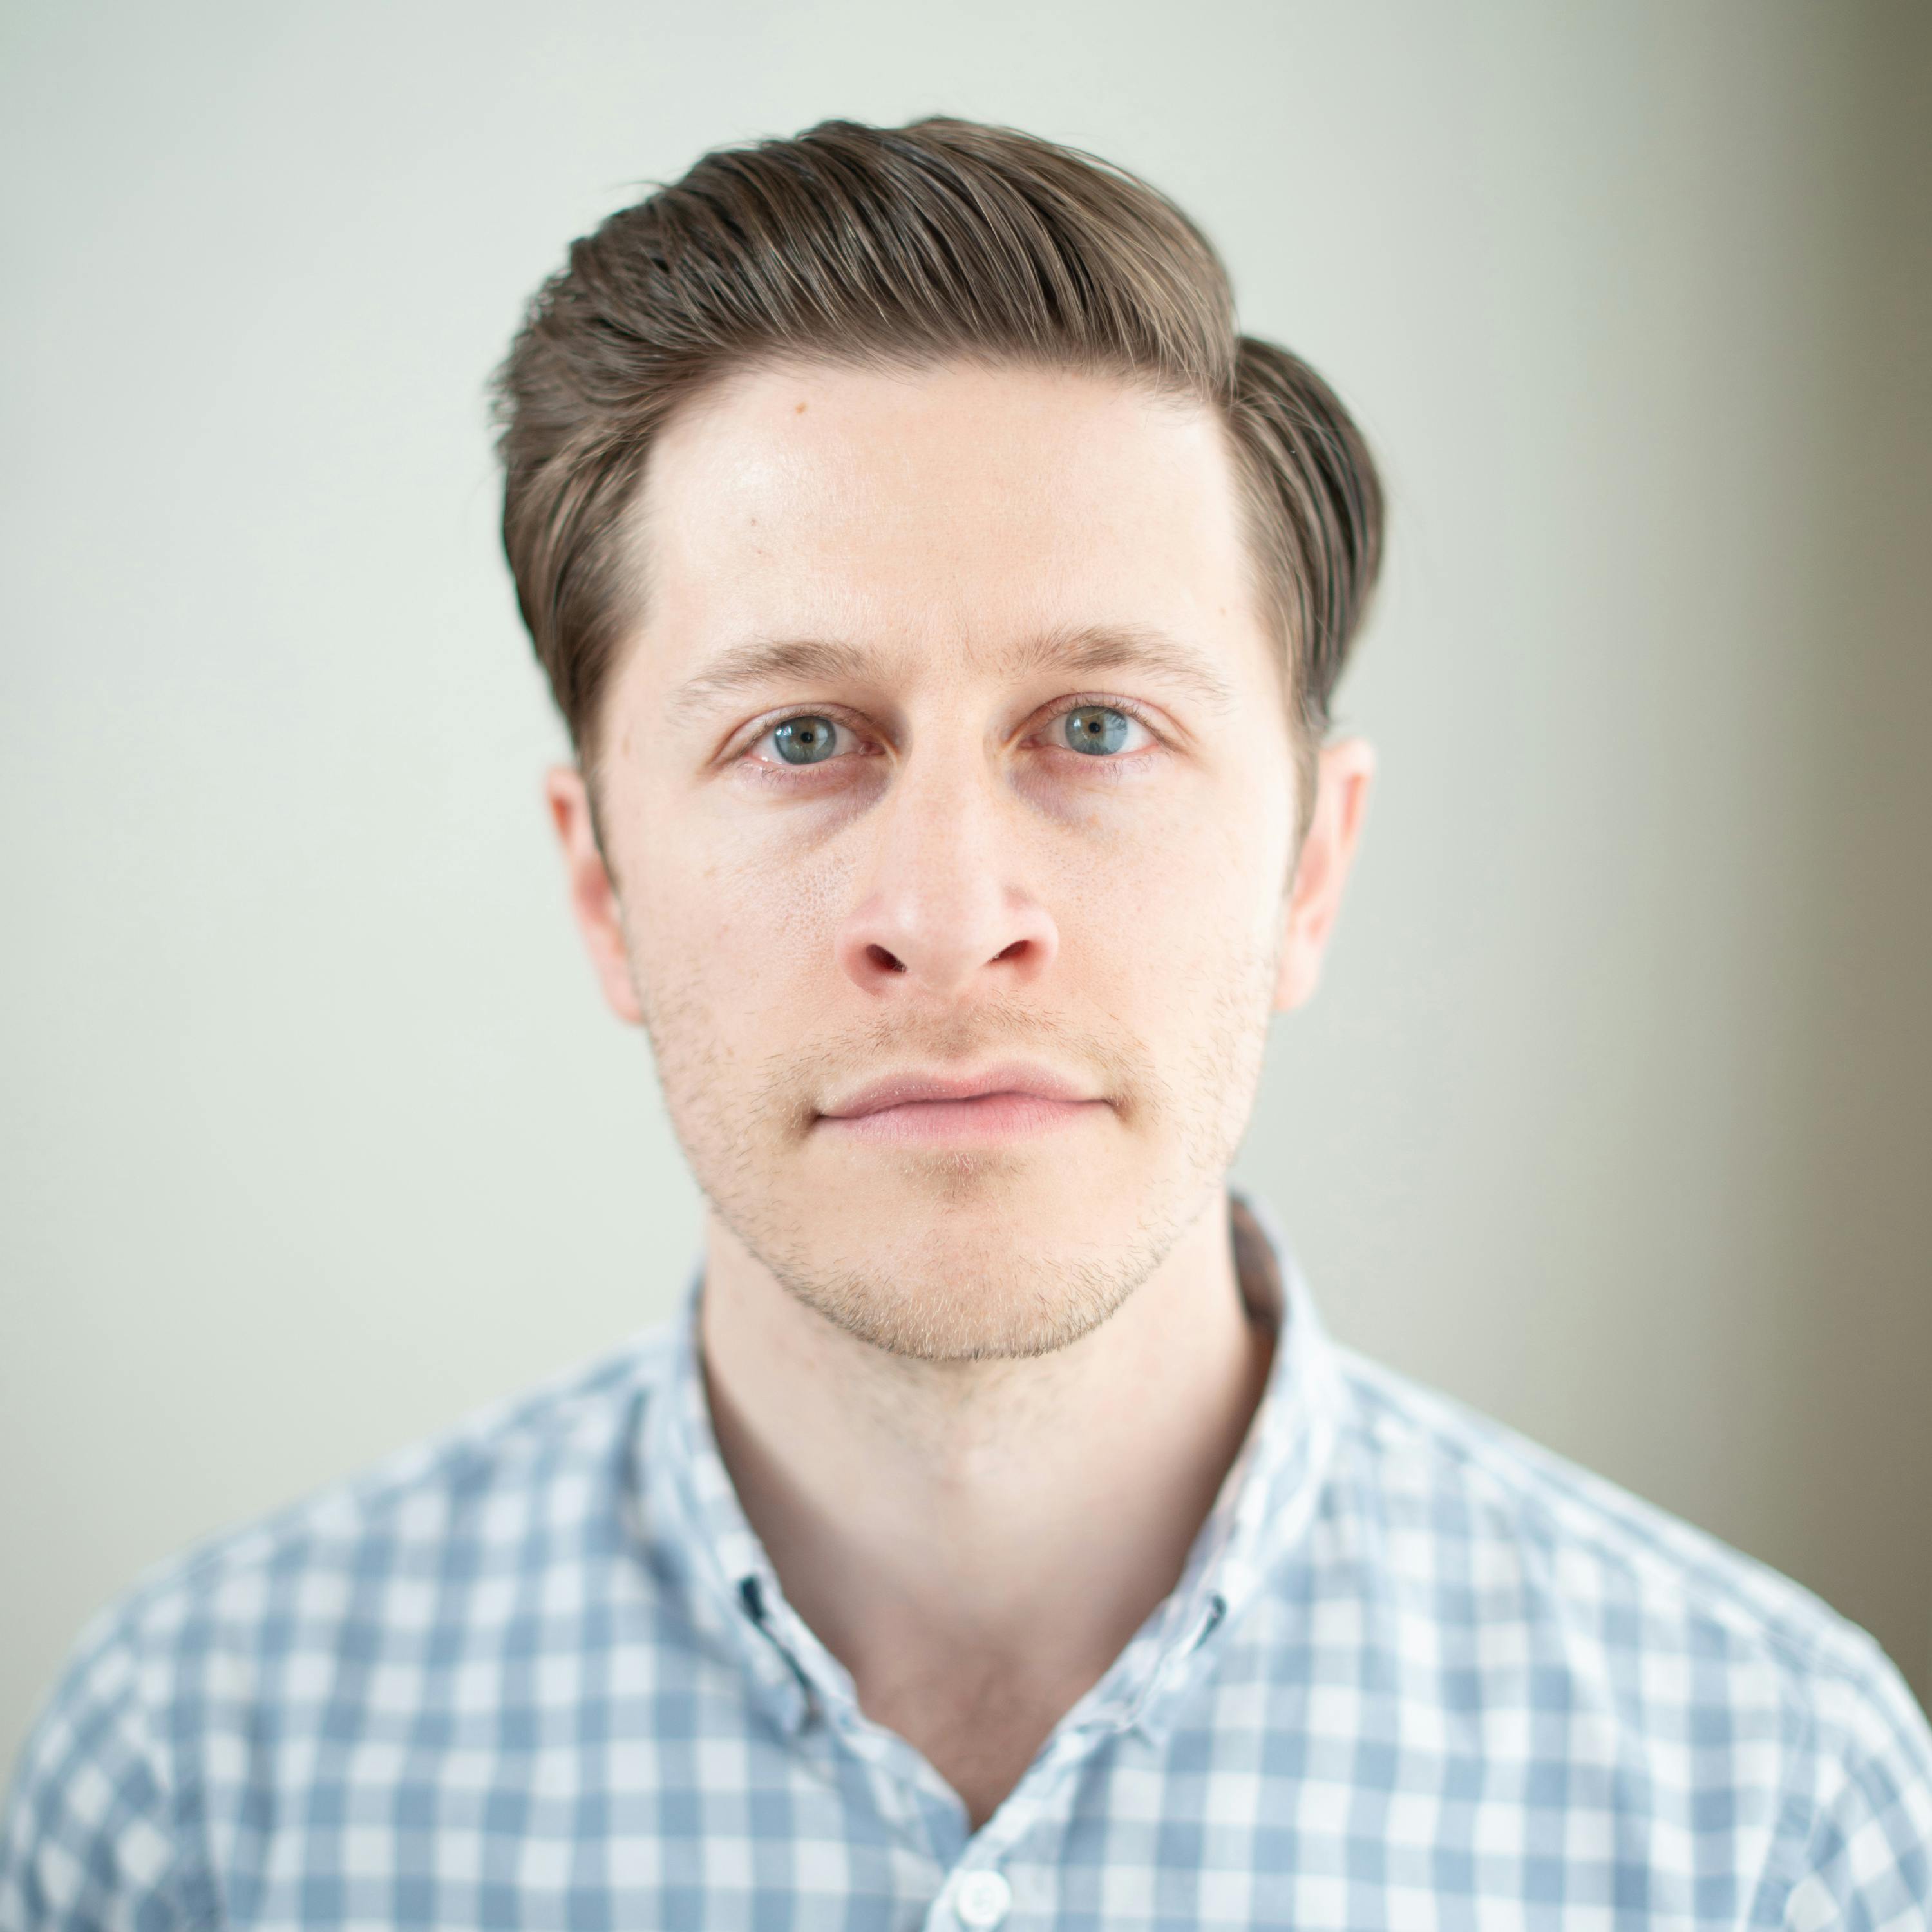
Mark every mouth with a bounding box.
[813,1063,1110,1147]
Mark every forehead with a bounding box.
[623,357,1272,690]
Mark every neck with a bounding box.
[697,1186,1275,1738]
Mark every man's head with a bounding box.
[495,117,1383,1362]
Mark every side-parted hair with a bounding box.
[492,115,1383,810]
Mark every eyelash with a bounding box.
[737,696,1166,777]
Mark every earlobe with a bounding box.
[1271,736,1376,1014]
[544,765,646,1028]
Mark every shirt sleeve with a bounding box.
[0,1623,191,1932]
[1777,1638,1932,1930]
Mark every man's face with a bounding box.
[553,357,1362,1361]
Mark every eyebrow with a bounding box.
[665,622,1241,724]
[667,637,878,725]
[1013,624,1242,710]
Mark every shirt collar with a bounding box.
[636,1186,1343,1747]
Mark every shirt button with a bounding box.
[952,1868,1012,1928]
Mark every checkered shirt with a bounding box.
[5,1192,1930,1930]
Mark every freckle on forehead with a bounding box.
[795,401,808,414]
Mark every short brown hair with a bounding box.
[493,115,1383,808]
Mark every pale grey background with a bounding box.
[3,0,1929,1768]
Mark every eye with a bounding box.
[759,714,849,766]
[1057,703,1151,757]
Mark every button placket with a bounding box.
[951,1866,1012,1927]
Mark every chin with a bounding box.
[760,1206,1171,1363]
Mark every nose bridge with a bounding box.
[838,726,1054,996]
[891,730,998,878]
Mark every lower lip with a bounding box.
[817,1092,1107,1146]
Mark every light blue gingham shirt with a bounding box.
[5,1193,1930,1930]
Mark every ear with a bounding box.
[1272,735,1376,1013]
[544,765,645,1027]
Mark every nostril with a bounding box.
[866,943,907,974]
[994,940,1027,962]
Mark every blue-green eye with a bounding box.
[770,715,841,764]
[1061,705,1133,755]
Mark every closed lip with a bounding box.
[818,1063,1101,1119]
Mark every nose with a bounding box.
[834,748,1059,1001]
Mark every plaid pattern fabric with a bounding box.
[5,1191,1929,1930]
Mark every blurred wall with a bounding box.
[3,0,1927,1766]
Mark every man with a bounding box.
[4,115,1928,1931]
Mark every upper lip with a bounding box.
[819,1063,1100,1119]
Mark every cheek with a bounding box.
[1065,793,1289,998]
[626,826,851,1032]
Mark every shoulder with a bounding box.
[0,1323,677,1930]
[108,1318,676,1662]
[1334,1345,1880,1678]
[1326,1345,1932,1915]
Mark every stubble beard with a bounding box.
[631,929,1282,1365]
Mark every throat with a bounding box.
[857,1655,1109,1834]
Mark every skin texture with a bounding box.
[547,357,1374,1827]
